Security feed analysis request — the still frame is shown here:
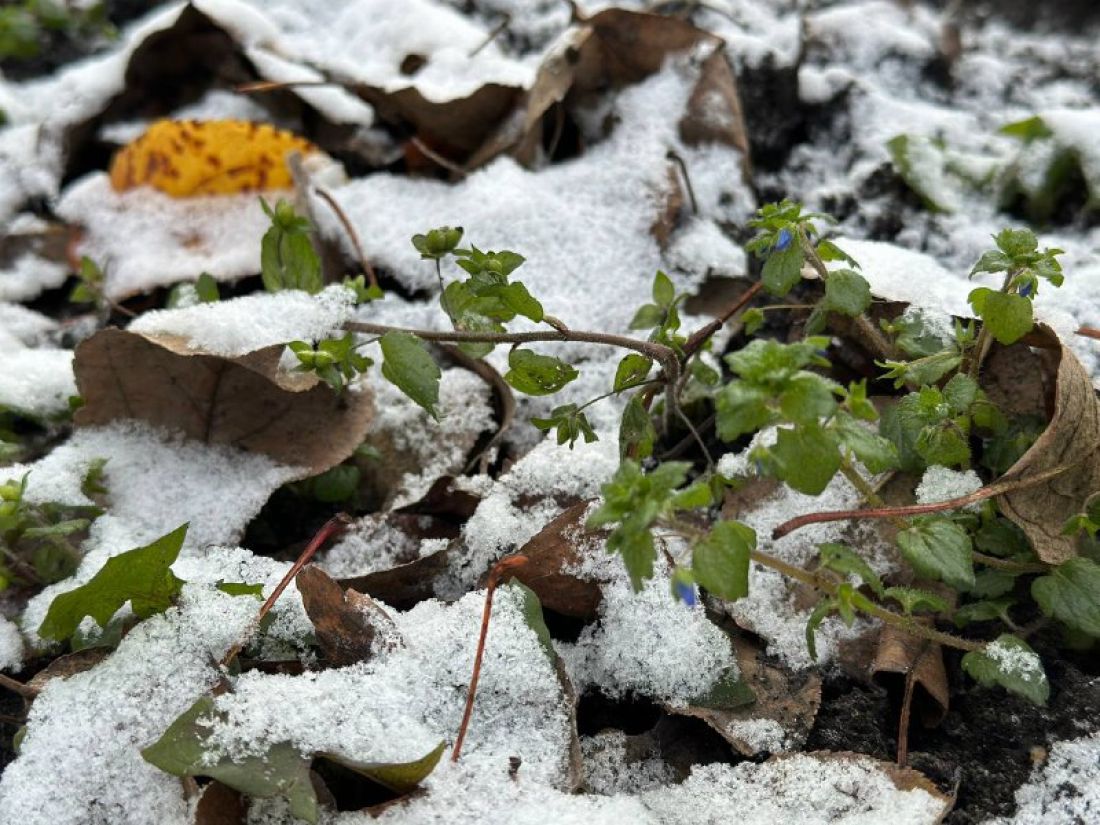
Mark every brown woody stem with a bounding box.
[452,554,529,762]
[681,281,764,358]
[772,463,1074,540]
[0,673,36,699]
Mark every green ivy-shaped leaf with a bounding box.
[505,348,578,396]
[896,517,975,590]
[692,521,755,602]
[1031,558,1100,638]
[962,634,1049,705]
[380,331,441,419]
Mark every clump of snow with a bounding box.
[642,755,948,824]
[321,514,424,579]
[0,349,76,419]
[56,174,282,300]
[985,638,1045,684]
[0,252,69,303]
[0,617,24,673]
[915,466,983,511]
[997,733,1100,824]
[666,217,748,279]
[563,554,738,707]
[581,730,675,796]
[0,301,59,348]
[128,285,355,356]
[727,717,788,753]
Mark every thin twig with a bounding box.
[1076,326,1100,341]
[681,281,764,358]
[219,514,351,668]
[772,462,1076,540]
[666,150,698,215]
[409,136,468,178]
[896,640,932,767]
[0,673,37,699]
[468,12,511,57]
[312,187,380,291]
[234,79,337,94]
[438,343,516,474]
[452,554,529,761]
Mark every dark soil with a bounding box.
[807,637,1100,823]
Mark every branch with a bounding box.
[772,463,1075,540]
[681,281,763,358]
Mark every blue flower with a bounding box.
[673,579,697,606]
[774,228,793,251]
[1019,281,1033,298]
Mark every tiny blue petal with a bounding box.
[1019,282,1033,298]
[674,580,697,606]
[775,228,793,251]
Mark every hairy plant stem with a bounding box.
[345,320,684,431]
[745,546,982,652]
[219,514,350,669]
[453,554,529,762]
[772,461,1075,540]
[681,281,763,358]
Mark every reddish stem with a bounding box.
[682,281,764,358]
[452,554,529,762]
[771,464,1072,540]
[1077,326,1100,341]
[219,514,351,668]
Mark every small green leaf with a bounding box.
[216,581,264,598]
[896,517,975,590]
[194,272,220,303]
[629,304,664,330]
[833,412,899,474]
[761,242,804,297]
[324,741,446,795]
[962,634,1049,705]
[38,524,188,641]
[999,116,1052,143]
[142,696,319,823]
[652,270,675,308]
[742,307,765,335]
[953,598,1015,627]
[1031,558,1100,637]
[505,349,578,396]
[495,282,544,322]
[816,239,859,268]
[614,354,653,393]
[823,269,872,316]
[689,666,756,710]
[818,543,883,596]
[692,521,755,601]
[380,332,441,419]
[883,586,949,615]
[715,383,772,442]
[805,599,836,661]
[505,580,555,663]
[968,288,1033,345]
[619,395,656,459]
[759,424,840,495]
[942,373,979,414]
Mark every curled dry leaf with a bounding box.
[512,501,606,621]
[339,544,454,611]
[73,329,373,478]
[296,565,401,668]
[468,8,749,171]
[992,326,1100,563]
[667,635,821,757]
[871,624,949,728]
[25,648,111,696]
[194,781,245,825]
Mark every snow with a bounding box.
[0,617,24,673]
[727,717,788,753]
[996,733,1100,824]
[0,252,69,303]
[0,349,76,419]
[915,466,983,511]
[985,638,1045,684]
[128,284,356,356]
[564,565,739,707]
[581,730,675,795]
[0,302,59,348]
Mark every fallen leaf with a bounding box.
[339,543,454,610]
[296,565,401,667]
[680,635,822,756]
[109,119,319,197]
[73,329,373,478]
[512,501,606,620]
[194,781,245,825]
[994,326,1100,563]
[25,647,112,695]
[871,623,950,727]
[468,8,749,171]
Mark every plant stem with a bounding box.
[345,320,684,429]
[747,547,982,652]
[0,672,36,699]
[313,186,379,291]
[681,281,763,358]
[219,514,350,669]
[970,550,1047,574]
[453,554,529,762]
[771,462,1075,540]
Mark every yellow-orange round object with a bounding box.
[108,119,318,197]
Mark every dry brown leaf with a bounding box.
[668,635,821,756]
[297,565,400,667]
[194,781,245,825]
[339,544,454,610]
[468,8,749,171]
[994,325,1100,563]
[73,328,373,478]
[26,648,111,695]
[872,624,949,727]
[512,501,606,620]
